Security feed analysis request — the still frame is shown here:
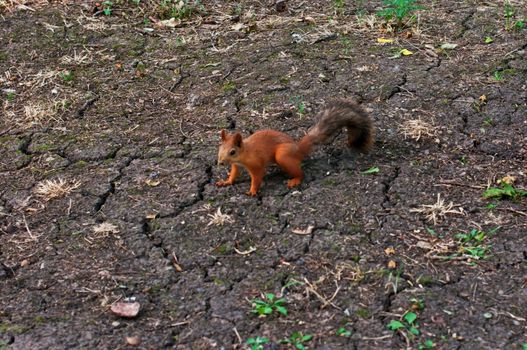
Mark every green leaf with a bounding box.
[301,334,313,342]
[484,36,494,44]
[424,339,435,348]
[361,166,380,175]
[409,326,420,335]
[275,305,288,316]
[274,298,286,306]
[263,306,273,315]
[403,312,417,324]
[336,327,352,337]
[265,293,275,301]
[522,343,527,350]
[387,320,405,330]
[296,344,305,350]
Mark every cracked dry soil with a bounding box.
[1,1,527,349]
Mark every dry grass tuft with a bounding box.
[92,222,120,238]
[207,207,234,226]
[60,50,92,65]
[21,102,58,128]
[400,118,439,141]
[33,177,81,201]
[410,193,465,225]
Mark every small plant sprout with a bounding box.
[34,178,81,201]
[290,96,306,115]
[377,0,425,30]
[251,293,287,317]
[504,1,525,31]
[418,339,436,349]
[246,336,269,350]
[387,311,420,336]
[361,166,380,175]
[207,207,234,226]
[281,332,313,350]
[410,193,465,225]
[102,1,113,15]
[336,326,352,337]
[333,0,345,15]
[60,70,74,82]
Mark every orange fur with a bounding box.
[216,99,374,196]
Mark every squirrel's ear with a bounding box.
[233,133,243,147]
[220,129,227,141]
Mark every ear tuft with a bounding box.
[220,129,227,141]
[233,133,243,147]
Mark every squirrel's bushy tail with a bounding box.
[297,99,374,157]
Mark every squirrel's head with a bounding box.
[217,129,243,166]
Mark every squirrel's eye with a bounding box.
[229,149,236,156]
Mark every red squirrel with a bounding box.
[216,99,374,196]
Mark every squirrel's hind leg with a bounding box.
[275,145,304,188]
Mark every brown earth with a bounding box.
[1,1,526,349]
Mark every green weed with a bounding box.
[336,326,352,337]
[221,81,236,93]
[377,0,425,30]
[161,0,203,20]
[361,166,380,175]
[483,183,527,200]
[334,0,345,15]
[102,0,113,15]
[418,339,436,349]
[290,96,306,115]
[281,331,313,350]
[251,293,287,317]
[504,1,525,31]
[60,70,74,82]
[387,311,420,337]
[246,336,269,350]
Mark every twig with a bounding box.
[303,277,341,310]
[233,327,242,345]
[495,207,527,217]
[434,181,485,189]
[22,214,35,240]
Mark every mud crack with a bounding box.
[381,166,400,209]
[384,74,408,100]
[76,94,100,118]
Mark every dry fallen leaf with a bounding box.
[156,18,181,28]
[234,246,257,255]
[110,301,141,318]
[292,225,315,235]
[384,247,395,255]
[145,213,158,220]
[20,259,30,267]
[377,38,394,44]
[145,178,161,187]
[416,241,433,250]
[126,336,141,346]
[499,175,516,185]
[387,260,397,269]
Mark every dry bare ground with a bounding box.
[1,1,527,349]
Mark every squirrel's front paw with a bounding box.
[246,190,258,197]
[216,180,232,187]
